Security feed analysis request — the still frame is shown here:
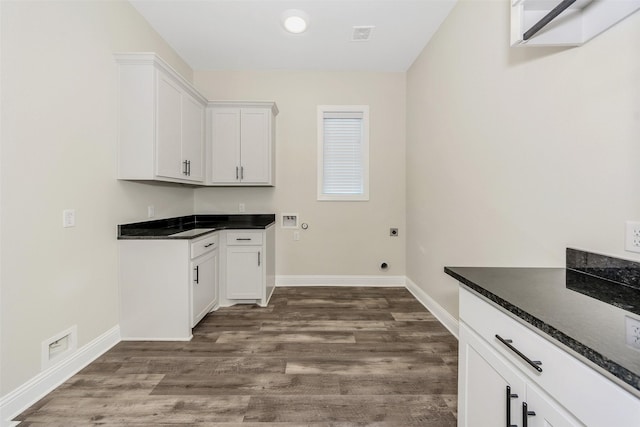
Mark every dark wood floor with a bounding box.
[15,286,458,426]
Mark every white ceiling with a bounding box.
[129,0,457,72]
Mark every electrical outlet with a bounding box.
[62,209,75,228]
[626,316,640,350]
[624,221,640,253]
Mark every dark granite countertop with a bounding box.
[445,254,640,397]
[118,214,276,239]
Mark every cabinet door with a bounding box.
[181,94,204,182]
[210,108,241,183]
[240,108,271,184]
[525,384,582,427]
[459,323,526,427]
[191,249,218,327]
[156,74,183,180]
[226,246,263,299]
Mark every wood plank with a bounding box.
[273,341,457,356]
[260,320,388,332]
[338,372,458,395]
[391,312,438,321]
[285,297,390,309]
[354,330,458,343]
[285,355,450,375]
[216,331,356,344]
[19,396,249,424]
[243,395,457,425]
[114,356,286,375]
[151,373,340,396]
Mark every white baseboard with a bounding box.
[276,275,406,287]
[0,325,121,427]
[405,277,459,339]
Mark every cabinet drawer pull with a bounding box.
[187,160,191,176]
[258,251,261,266]
[194,265,199,284]
[236,166,239,180]
[236,238,252,241]
[204,243,214,248]
[183,160,188,175]
[496,334,543,373]
[506,386,518,427]
[241,166,244,180]
[522,402,536,427]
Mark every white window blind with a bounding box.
[317,106,369,201]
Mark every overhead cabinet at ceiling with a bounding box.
[207,102,278,186]
[511,0,640,46]
[116,53,207,184]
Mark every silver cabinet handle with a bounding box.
[204,243,214,248]
[183,160,188,175]
[258,251,261,266]
[187,160,191,176]
[236,166,239,180]
[496,335,543,373]
[194,265,199,284]
[241,166,244,180]
[236,238,252,241]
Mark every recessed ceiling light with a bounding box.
[282,10,308,34]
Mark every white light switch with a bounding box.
[63,209,75,228]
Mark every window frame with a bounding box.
[317,105,370,201]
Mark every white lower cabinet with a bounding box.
[219,226,275,307]
[226,246,262,299]
[458,286,640,427]
[190,244,218,327]
[525,383,580,427]
[459,323,525,427]
[119,233,218,340]
[459,323,579,427]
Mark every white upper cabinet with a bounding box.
[511,0,640,46]
[208,102,278,186]
[116,53,206,184]
[181,94,206,181]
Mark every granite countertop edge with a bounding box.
[118,214,276,240]
[444,266,640,396]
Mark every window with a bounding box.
[317,105,369,201]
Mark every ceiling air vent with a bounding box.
[352,26,375,42]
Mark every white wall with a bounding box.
[406,1,640,318]
[0,0,195,396]
[193,71,407,277]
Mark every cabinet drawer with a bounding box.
[226,231,263,245]
[459,286,640,426]
[190,233,218,259]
